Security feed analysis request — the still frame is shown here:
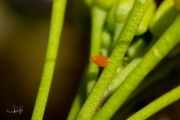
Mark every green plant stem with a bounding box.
[67,6,107,120]
[76,0,152,120]
[129,53,180,100]
[94,13,180,120]
[149,0,178,37]
[103,36,156,102]
[67,68,87,120]
[112,53,180,119]
[31,0,66,120]
[101,28,112,56]
[135,0,156,36]
[86,5,107,94]
[98,37,156,112]
[111,0,135,49]
[127,86,180,120]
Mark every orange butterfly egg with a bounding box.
[92,55,110,67]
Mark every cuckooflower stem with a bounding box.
[31,0,66,119]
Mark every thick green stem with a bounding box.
[31,0,66,120]
[76,0,152,120]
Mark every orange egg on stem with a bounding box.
[92,55,110,67]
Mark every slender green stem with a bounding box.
[94,13,180,120]
[31,0,66,120]
[67,69,87,120]
[129,53,180,100]
[76,0,152,120]
[67,5,107,120]
[101,28,112,56]
[111,0,135,49]
[98,37,156,114]
[102,36,156,106]
[127,86,180,120]
[86,6,107,94]
[112,53,180,119]
[135,0,156,36]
